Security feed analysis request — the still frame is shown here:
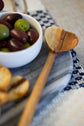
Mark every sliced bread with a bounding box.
[0,65,12,91]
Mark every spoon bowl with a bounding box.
[45,26,78,53]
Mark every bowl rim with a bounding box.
[0,12,42,55]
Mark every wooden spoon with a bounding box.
[18,26,78,126]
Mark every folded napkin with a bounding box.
[1,1,84,126]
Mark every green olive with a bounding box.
[14,19,30,32]
[24,42,31,48]
[0,47,10,52]
[0,24,10,40]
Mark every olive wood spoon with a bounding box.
[18,26,78,126]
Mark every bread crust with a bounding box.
[0,91,8,106]
[8,77,29,101]
[0,72,29,106]
[0,65,12,91]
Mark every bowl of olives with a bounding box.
[0,12,43,68]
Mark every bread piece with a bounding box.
[0,65,12,91]
[10,76,23,87]
[8,76,29,101]
[0,91,8,106]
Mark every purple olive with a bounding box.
[0,0,4,11]
[3,14,22,25]
[27,29,39,45]
[7,38,25,52]
[0,20,13,30]
[0,40,7,48]
[11,29,28,43]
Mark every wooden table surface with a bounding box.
[41,0,84,67]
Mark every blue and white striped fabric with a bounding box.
[1,10,84,126]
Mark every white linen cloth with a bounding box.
[3,0,45,12]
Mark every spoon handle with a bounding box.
[18,51,56,126]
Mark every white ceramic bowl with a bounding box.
[0,12,43,68]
